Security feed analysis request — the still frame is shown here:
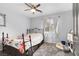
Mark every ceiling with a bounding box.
[0,3,72,18]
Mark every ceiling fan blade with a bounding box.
[36,9,42,13]
[29,3,34,7]
[25,3,32,8]
[24,9,31,11]
[36,4,40,8]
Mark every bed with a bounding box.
[1,28,44,56]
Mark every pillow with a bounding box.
[17,35,22,39]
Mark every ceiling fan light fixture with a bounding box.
[30,9,36,13]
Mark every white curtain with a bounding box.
[55,17,61,42]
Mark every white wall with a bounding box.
[0,6,30,38]
[0,4,73,43]
[30,11,73,42]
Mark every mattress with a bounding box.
[4,33,43,53]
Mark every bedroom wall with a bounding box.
[0,6,30,38]
[30,11,73,42]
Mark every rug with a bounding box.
[33,43,73,56]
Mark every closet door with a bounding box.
[73,3,79,56]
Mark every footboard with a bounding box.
[2,32,25,56]
[1,32,44,56]
[2,32,4,52]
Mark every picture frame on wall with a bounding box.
[0,13,6,26]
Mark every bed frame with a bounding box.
[1,28,44,56]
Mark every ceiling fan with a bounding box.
[24,3,42,14]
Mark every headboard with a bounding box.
[27,28,44,42]
[27,28,44,34]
